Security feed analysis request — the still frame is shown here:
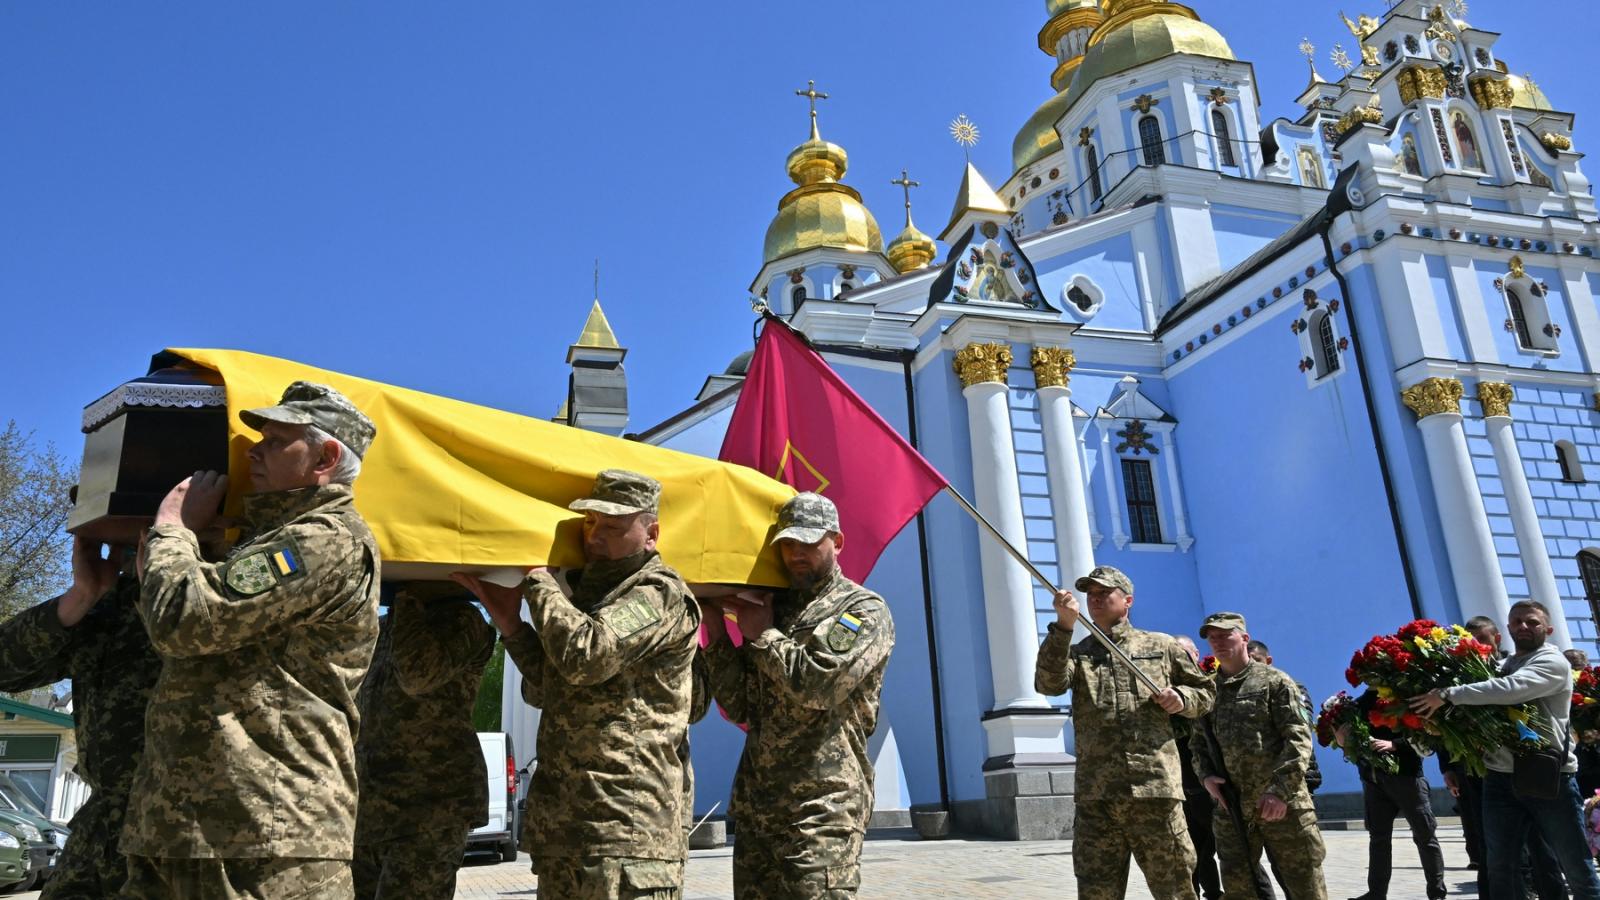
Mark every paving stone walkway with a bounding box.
[451,823,1483,899]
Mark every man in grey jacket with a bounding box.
[1411,600,1600,900]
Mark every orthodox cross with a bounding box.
[593,259,600,299]
[891,170,921,226]
[796,80,829,135]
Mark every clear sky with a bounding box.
[4,1,1596,463]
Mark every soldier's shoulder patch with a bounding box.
[223,540,307,597]
[826,612,863,652]
[602,596,662,641]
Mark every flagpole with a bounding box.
[940,485,1163,696]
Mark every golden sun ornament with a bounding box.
[949,115,980,149]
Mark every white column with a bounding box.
[956,343,1048,713]
[1077,420,1102,546]
[1158,427,1195,550]
[1032,348,1096,646]
[1480,383,1573,649]
[1403,378,1514,637]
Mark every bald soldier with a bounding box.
[703,493,895,899]
[123,382,382,899]
[455,469,700,899]
[1036,565,1215,900]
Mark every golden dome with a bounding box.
[1508,73,1553,111]
[763,121,882,264]
[887,223,937,273]
[1014,88,1074,172]
[1063,3,1235,111]
[1047,0,1099,15]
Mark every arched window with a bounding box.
[1452,111,1484,171]
[1139,116,1166,167]
[1211,109,1236,167]
[1311,309,1341,377]
[1507,288,1534,349]
[791,284,807,306]
[1085,145,1103,202]
[1580,549,1600,630]
[1558,441,1586,483]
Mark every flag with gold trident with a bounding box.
[163,348,796,586]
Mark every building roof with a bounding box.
[0,697,72,729]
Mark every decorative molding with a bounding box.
[1132,93,1159,114]
[1335,105,1384,139]
[1030,346,1076,389]
[1508,255,1527,281]
[1401,377,1465,420]
[1469,76,1515,110]
[1115,419,1159,455]
[1208,86,1228,106]
[1397,65,1448,104]
[1077,126,1094,147]
[953,342,1013,388]
[1477,382,1514,419]
[1541,132,1574,153]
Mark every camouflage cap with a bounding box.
[568,469,660,517]
[240,381,376,459]
[1199,611,1248,638]
[1074,565,1133,595]
[771,492,840,545]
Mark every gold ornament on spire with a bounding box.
[1331,44,1354,73]
[1299,37,1316,62]
[1449,0,1469,18]
[886,169,937,273]
[950,115,980,151]
[891,169,921,225]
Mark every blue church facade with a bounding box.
[601,0,1600,838]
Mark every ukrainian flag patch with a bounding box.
[827,612,863,652]
[271,548,299,577]
[839,613,862,632]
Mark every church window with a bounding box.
[1085,145,1103,202]
[1068,286,1093,313]
[1211,109,1236,167]
[1558,441,1586,483]
[1313,310,1341,377]
[1581,550,1600,629]
[1139,116,1166,167]
[1121,458,1163,544]
[1507,288,1534,349]
[1452,111,1484,171]
[791,284,807,306]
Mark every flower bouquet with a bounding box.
[1346,618,1547,777]
[1199,655,1219,675]
[1315,691,1399,774]
[1573,666,1600,735]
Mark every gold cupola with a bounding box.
[1016,0,1105,172]
[762,83,884,266]
[1063,1,1235,113]
[885,169,937,273]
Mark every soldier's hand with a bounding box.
[1203,776,1229,811]
[1443,770,1461,798]
[1409,689,1447,716]
[1151,687,1184,714]
[697,598,724,644]
[729,595,774,642]
[155,471,228,532]
[1258,792,1287,822]
[1370,738,1396,755]
[450,572,525,635]
[59,536,121,627]
[1051,590,1079,630]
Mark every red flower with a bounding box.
[1401,713,1424,730]
[1393,651,1412,671]
[1368,710,1385,727]
[1398,619,1440,640]
[1345,667,1360,687]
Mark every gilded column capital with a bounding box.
[1030,346,1076,390]
[1401,377,1465,420]
[1477,382,1514,419]
[953,343,1013,388]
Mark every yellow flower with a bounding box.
[1413,636,1431,650]
[1377,687,1396,700]
[1452,625,1470,637]
[1586,698,1598,706]
[1431,626,1448,641]
[1508,708,1530,723]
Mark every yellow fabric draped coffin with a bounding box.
[168,348,794,587]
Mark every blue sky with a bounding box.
[3,1,1596,462]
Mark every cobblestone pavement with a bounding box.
[450,823,1483,899]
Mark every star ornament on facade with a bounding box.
[1115,419,1160,456]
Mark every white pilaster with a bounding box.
[1403,378,1513,638]
[1159,427,1194,551]
[1035,355,1097,648]
[1097,419,1129,549]
[1481,385,1573,649]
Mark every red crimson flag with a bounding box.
[719,316,948,581]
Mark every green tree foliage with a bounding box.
[473,641,505,732]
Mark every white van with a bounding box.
[467,733,519,862]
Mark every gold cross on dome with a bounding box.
[795,80,829,128]
[892,169,921,223]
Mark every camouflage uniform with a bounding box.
[0,575,160,899]
[500,467,700,900]
[703,493,896,899]
[353,583,496,900]
[1034,566,1215,900]
[1189,613,1328,900]
[123,382,381,900]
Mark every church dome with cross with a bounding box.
[762,82,884,266]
